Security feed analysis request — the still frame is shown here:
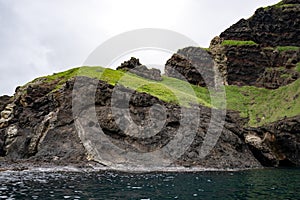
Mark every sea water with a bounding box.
[0,168,299,199]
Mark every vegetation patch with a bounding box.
[265,67,285,72]
[243,79,300,127]
[263,47,275,51]
[263,1,296,10]
[224,79,300,127]
[280,73,292,79]
[202,47,210,51]
[264,1,283,9]
[272,1,284,7]
[279,4,298,8]
[221,40,258,46]
[33,66,300,127]
[296,62,300,73]
[276,46,300,52]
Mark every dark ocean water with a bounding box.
[0,168,299,200]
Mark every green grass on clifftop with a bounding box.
[221,40,258,46]
[41,66,300,127]
[44,67,211,107]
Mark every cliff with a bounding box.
[166,1,300,89]
[0,1,299,171]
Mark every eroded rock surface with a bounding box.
[165,47,216,87]
[0,78,87,166]
[211,39,300,87]
[246,116,300,167]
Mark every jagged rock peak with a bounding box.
[117,57,142,71]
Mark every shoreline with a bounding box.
[0,162,267,173]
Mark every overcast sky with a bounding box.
[0,0,279,96]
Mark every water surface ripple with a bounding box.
[0,168,299,199]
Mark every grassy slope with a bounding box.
[45,66,211,107]
[230,82,300,126]
[41,66,300,127]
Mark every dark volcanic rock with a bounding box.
[0,75,262,170]
[117,57,162,81]
[166,37,300,89]
[0,78,87,165]
[244,115,300,167]
[220,2,300,46]
[117,57,141,71]
[208,36,300,88]
[165,47,216,87]
[211,2,300,88]
[71,76,261,169]
[0,95,12,156]
[256,66,299,89]
[0,95,12,112]
[2,72,299,170]
[0,74,299,169]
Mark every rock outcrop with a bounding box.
[244,115,300,167]
[217,1,300,88]
[165,47,218,87]
[117,57,162,81]
[165,43,300,89]
[0,95,11,112]
[220,0,300,47]
[0,78,87,166]
[209,37,300,88]
[165,2,300,89]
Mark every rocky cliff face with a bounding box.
[246,116,300,167]
[0,76,262,169]
[165,47,217,87]
[166,1,300,89]
[0,71,299,170]
[0,78,87,167]
[209,37,300,88]
[219,0,300,88]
